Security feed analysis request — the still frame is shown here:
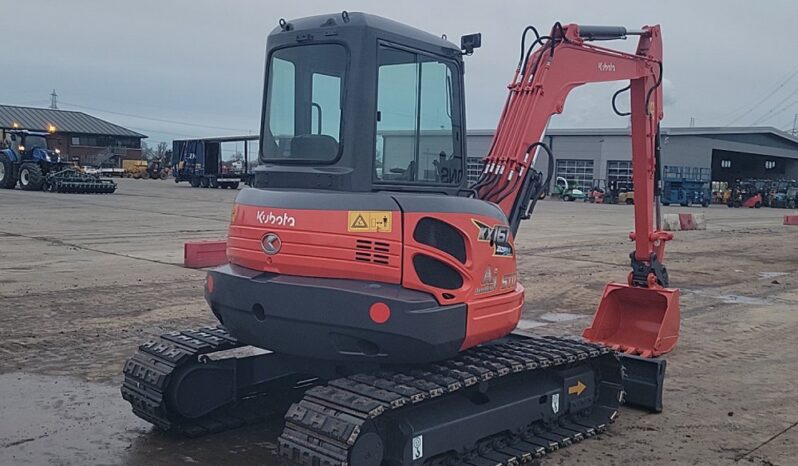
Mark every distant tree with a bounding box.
[141,140,155,160]
[141,141,170,162]
[155,142,169,162]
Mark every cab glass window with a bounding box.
[262,44,346,163]
[375,45,462,184]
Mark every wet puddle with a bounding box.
[757,271,788,280]
[714,294,770,305]
[682,288,770,306]
[0,373,289,466]
[518,312,586,330]
[539,312,585,323]
[517,318,548,330]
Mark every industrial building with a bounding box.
[0,104,146,167]
[466,127,798,191]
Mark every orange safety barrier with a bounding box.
[184,240,228,268]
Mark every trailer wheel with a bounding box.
[200,177,209,188]
[789,200,796,209]
[190,176,201,188]
[0,153,16,189]
[209,177,219,188]
[19,163,45,191]
[231,182,240,189]
[754,201,762,209]
[702,200,709,207]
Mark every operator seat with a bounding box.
[290,134,338,160]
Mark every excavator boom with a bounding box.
[473,23,679,356]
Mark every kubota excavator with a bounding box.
[122,12,679,465]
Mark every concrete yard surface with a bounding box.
[1,178,796,465]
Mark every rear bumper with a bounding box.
[206,264,467,364]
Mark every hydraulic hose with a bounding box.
[612,85,632,116]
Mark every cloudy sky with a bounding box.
[5,0,798,144]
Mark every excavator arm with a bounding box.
[476,23,670,285]
[474,23,679,356]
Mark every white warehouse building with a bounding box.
[464,127,798,191]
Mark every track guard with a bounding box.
[620,354,666,412]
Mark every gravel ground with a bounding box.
[1,178,796,465]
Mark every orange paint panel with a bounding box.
[461,284,525,350]
[228,204,402,284]
[399,211,522,346]
[401,211,517,302]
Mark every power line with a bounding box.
[750,87,798,125]
[126,125,199,139]
[725,64,798,126]
[59,100,255,133]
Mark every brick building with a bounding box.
[0,104,146,167]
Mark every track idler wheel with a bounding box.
[349,425,384,466]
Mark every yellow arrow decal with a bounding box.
[568,380,586,396]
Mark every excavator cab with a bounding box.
[255,12,469,195]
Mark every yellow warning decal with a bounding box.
[348,211,393,233]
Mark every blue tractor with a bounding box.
[0,129,116,193]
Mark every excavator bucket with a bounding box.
[583,283,680,358]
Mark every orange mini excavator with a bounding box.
[123,12,679,465]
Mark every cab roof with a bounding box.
[269,11,461,53]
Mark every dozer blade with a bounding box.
[583,283,680,358]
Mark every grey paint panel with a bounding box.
[236,187,507,221]
[392,193,507,220]
[236,187,400,210]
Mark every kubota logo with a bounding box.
[598,62,616,72]
[256,210,296,227]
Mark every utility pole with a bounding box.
[791,113,798,136]
[689,116,695,128]
[49,89,58,110]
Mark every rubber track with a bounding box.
[278,336,621,466]
[121,326,271,436]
